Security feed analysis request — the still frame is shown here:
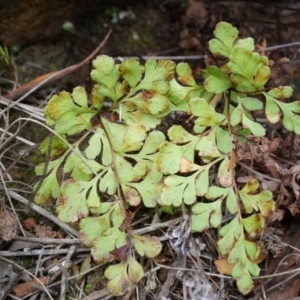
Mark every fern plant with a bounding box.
[34,22,297,295]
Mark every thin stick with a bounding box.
[0,256,55,300]
[0,248,88,257]
[0,164,26,236]
[238,161,282,183]
[112,41,300,61]
[133,217,182,235]
[16,236,79,244]
[60,245,77,300]
[3,29,112,102]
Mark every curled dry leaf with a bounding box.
[255,38,267,56]
[215,257,233,275]
[13,276,50,298]
[229,151,237,169]
[0,209,17,241]
[110,243,130,262]
[23,217,37,231]
[34,224,59,239]
[74,256,91,283]
[268,209,285,222]
[261,179,281,192]
[236,137,271,163]
[145,272,157,292]
[166,214,205,255]
[287,203,300,216]
[185,271,216,300]
[269,137,281,152]
[166,214,191,254]
[291,173,300,200]
[276,184,292,207]
[23,217,63,239]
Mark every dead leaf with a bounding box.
[269,137,281,152]
[236,176,254,183]
[217,157,233,188]
[13,276,50,298]
[254,248,266,264]
[268,209,285,222]
[0,210,18,241]
[276,184,292,206]
[75,256,91,283]
[165,214,200,254]
[214,257,233,275]
[145,272,156,292]
[23,217,62,239]
[185,0,208,22]
[268,164,281,179]
[261,179,281,192]
[119,210,134,231]
[291,173,300,200]
[256,38,267,56]
[110,243,130,262]
[34,224,57,239]
[5,31,111,100]
[157,254,185,299]
[290,164,300,174]
[288,203,300,216]
[229,151,237,169]
[23,218,37,231]
[9,240,40,251]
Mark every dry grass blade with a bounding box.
[4,30,112,101]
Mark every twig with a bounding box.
[154,262,232,279]
[265,41,300,51]
[115,55,208,61]
[81,289,111,300]
[35,246,44,278]
[237,161,282,183]
[158,253,185,299]
[3,30,112,102]
[265,270,300,294]
[133,217,182,235]
[61,245,77,300]
[113,41,300,62]
[16,236,80,244]
[254,266,300,280]
[0,248,88,257]
[0,97,45,120]
[0,256,54,300]
[0,160,26,236]
[0,127,36,147]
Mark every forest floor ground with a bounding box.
[2,1,300,299]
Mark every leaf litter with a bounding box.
[3,2,300,300]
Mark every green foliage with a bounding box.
[0,44,9,67]
[34,22,297,296]
[104,255,144,295]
